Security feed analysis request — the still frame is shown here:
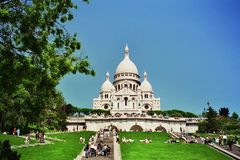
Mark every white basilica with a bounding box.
[93,45,160,114]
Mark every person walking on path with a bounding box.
[228,138,233,151]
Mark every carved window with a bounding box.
[105,94,109,99]
[144,94,148,98]
[124,97,128,106]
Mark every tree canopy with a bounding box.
[0,0,94,131]
[199,103,240,134]
[219,107,229,117]
[231,112,239,120]
[147,109,198,118]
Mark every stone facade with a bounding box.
[66,116,199,133]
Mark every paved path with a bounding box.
[209,143,240,160]
[81,132,114,160]
[218,144,240,158]
[113,135,122,160]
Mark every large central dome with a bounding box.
[115,45,139,75]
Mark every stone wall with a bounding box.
[66,116,199,133]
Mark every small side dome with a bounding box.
[101,72,115,92]
[140,72,152,92]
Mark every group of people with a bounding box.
[12,127,47,145]
[210,135,238,151]
[12,128,20,136]
[24,131,46,145]
[97,128,110,141]
[173,131,239,151]
[121,136,152,144]
[173,132,201,144]
[37,132,46,143]
[83,127,113,158]
[84,141,111,158]
[214,135,238,146]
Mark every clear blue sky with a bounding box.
[57,0,240,115]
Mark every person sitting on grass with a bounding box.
[165,139,178,143]
[140,138,152,143]
[128,137,134,143]
[122,137,134,143]
[122,137,127,143]
[79,136,85,144]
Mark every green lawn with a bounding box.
[16,131,95,160]
[0,134,36,145]
[120,132,231,160]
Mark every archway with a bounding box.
[115,113,122,117]
[155,126,167,132]
[131,113,138,117]
[130,125,143,132]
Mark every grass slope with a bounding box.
[16,131,95,160]
[0,134,36,145]
[120,132,231,160]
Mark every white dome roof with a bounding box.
[101,72,115,92]
[115,45,139,75]
[140,72,152,92]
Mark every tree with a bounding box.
[219,107,229,117]
[231,112,239,120]
[199,103,240,134]
[205,106,218,133]
[0,0,94,131]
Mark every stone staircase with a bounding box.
[81,132,114,160]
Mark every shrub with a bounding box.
[0,140,21,160]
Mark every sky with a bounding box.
[57,0,240,115]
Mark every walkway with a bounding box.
[81,132,114,160]
[113,135,122,160]
[209,143,240,160]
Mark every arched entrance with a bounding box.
[130,125,143,132]
[155,125,167,132]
